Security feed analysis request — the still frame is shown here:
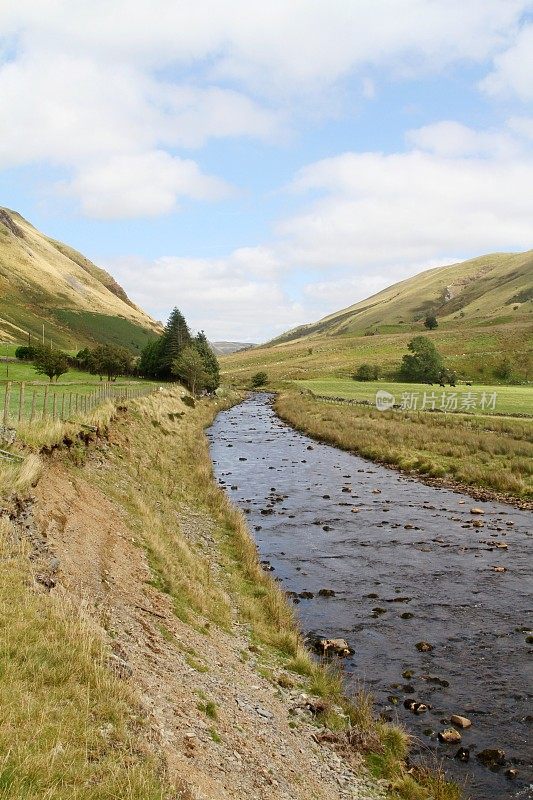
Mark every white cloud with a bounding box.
[407,120,519,158]
[284,133,533,269]
[0,49,282,217]
[63,151,231,219]
[507,115,533,140]
[107,249,307,340]
[4,1,529,91]
[100,118,533,338]
[1,1,531,218]
[480,23,533,100]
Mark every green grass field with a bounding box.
[0,356,156,423]
[297,378,533,417]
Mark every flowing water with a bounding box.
[208,394,532,800]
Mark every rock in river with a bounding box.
[450,714,472,729]
[310,636,353,657]
[455,747,470,763]
[476,748,506,769]
[416,641,433,652]
[438,728,462,744]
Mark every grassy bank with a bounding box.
[275,391,533,501]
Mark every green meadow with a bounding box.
[296,378,533,417]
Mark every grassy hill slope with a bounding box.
[0,208,161,351]
[273,250,532,343]
[221,251,533,384]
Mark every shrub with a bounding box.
[15,345,37,361]
[354,363,380,381]
[493,356,513,381]
[251,371,268,388]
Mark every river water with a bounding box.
[208,393,532,800]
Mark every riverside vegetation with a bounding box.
[0,387,460,800]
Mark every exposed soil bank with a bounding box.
[209,393,533,800]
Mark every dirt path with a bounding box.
[24,424,385,800]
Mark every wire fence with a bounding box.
[1,381,154,429]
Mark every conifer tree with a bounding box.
[159,308,192,377]
[193,331,220,392]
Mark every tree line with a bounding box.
[139,308,220,393]
[14,308,220,395]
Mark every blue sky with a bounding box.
[1,1,532,340]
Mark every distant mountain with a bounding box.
[0,208,161,351]
[271,250,533,344]
[210,341,255,355]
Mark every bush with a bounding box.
[15,345,38,361]
[493,357,513,381]
[250,371,268,388]
[353,363,380,381]
[424,314,438,330]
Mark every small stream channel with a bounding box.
[208,393,532,800]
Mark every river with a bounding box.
[208,393,532,800]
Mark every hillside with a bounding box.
[221,251,533,384]
[273,251,533,343]
[210,341,255,355]
[0,208,161,351]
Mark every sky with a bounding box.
[1,1,532,342]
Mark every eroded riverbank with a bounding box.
[208,394,533,800]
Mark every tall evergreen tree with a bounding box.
[159,308,192,377]
[193,331,220,392]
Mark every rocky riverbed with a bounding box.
[208,393,533,800]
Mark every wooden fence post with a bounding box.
[52,393,57,420]
[3,382,11,427]
[42,385,49,420]
[30,390,37,423]
[18,383,25,423]
[61,393,65,421]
